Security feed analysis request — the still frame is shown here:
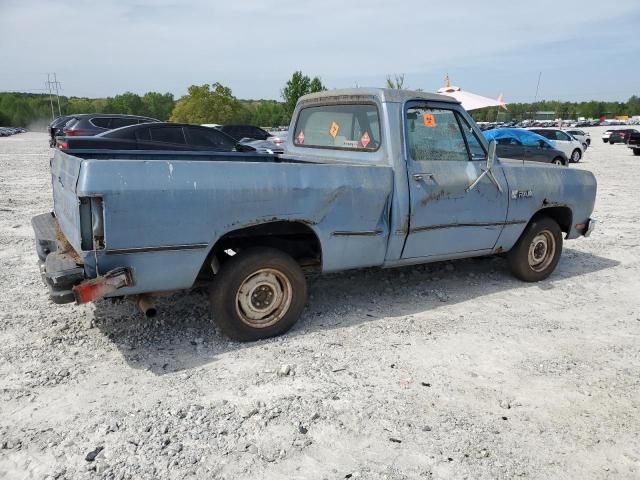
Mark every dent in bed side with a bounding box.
[75,159,394,297]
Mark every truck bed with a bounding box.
[51,149,394,296]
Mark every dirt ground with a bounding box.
[0,129,638,480]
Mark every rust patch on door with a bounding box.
[421,190,449,206]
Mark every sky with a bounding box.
[1,0,639,103]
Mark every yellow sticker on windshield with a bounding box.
[422,113,436,128]
[329,121,340,138]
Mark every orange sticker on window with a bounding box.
[329,121,340,138]
[422,113,436,128]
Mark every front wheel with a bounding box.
[571,149,581,162]
[552,157,564,166]
[507,217,563,282]
[210,247,307,341]
[633,148,640,156]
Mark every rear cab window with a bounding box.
[293,104,381,151]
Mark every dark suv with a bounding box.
[608,129,636,145]
[61,114,160,138]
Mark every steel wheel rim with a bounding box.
[528,230,556,272]
[236,268,292,328]
[553,159,562,165]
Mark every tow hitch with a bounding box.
[73,267,133,304]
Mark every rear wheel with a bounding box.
[210,247,307,341]
[552,157,564,166]
[508,217,563,282]
[633,148,640,156]
[571,149,581,162]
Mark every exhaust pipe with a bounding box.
[136,295,157,318]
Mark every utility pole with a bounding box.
[46,74,55,121]
[53,73,62,116]
[45,73,63,119]
[532,71,542,121]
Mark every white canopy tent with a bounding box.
[437,75,507,111]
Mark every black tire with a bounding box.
[603,139,608,143]
[210,247,307,341]
[507,217,563,282]
[633,148,640,156]
[552,157,564,166]
[570,149,581,162]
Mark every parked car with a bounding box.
[239,132,289,155]
[529,128,584,162]
[32,88,597,341]
[601,130,613,143]
[0,127,24,136]
[483,128,568,165]
[61,114,160,138]
[627,129,640,155]
[214,124,272,142]
[608,129,637,145]
[56,122,256,153]
[49,115,79,146]
[565,129,590,149]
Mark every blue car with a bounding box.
[484,128,568,166]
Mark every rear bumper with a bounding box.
[32,212,85,303]
[32,212,133,304]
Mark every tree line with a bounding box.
[1,71,638,128]
[471,97,640,122]
[0,71,326,129]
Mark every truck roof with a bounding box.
[298,87,460,105]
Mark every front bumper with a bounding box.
[584,218,596,238]
[32,212,133,304]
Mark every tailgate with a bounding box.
[51,150,83,252]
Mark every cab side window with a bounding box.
[458,115,486,160]
[406,107,469,162]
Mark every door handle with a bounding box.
[412,173,434,182]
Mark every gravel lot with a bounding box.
[0,129,639,479]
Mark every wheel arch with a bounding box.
[531,205,573,234]
[200,221,323,279]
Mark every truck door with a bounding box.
[402,102,509,259]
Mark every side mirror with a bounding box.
[487,139,497,170]
[467,139,502,193]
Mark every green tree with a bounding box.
[142,92,175,120]
[170,83,242,124]
[104,92,144,115]
[281,71,326,117]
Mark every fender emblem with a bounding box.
[511,189,533,199]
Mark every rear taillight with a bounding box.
[73,267,132,304]
[64,129,84,136]
[57,141,68,150]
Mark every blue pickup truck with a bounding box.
[32,88,597,341]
